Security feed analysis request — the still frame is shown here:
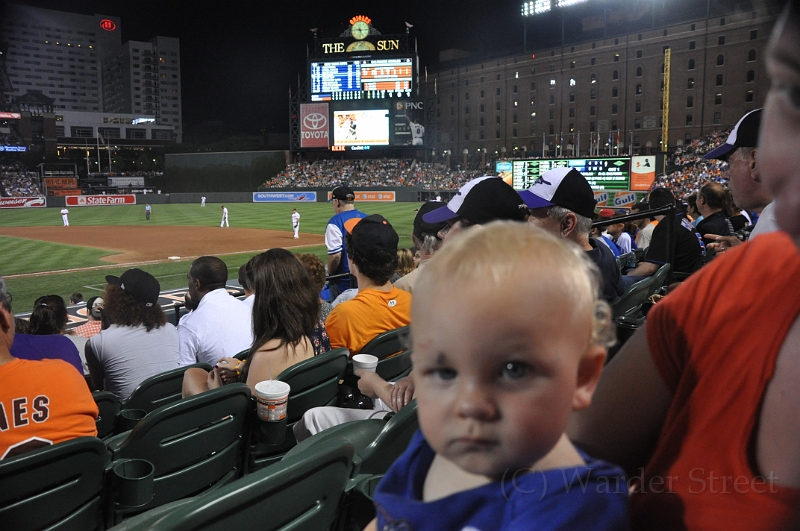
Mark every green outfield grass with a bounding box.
[0,201,421,311]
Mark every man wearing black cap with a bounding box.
[395,202,448,294]
[703,108,778,252]
[326,186,367,300]
[422,176,529,240]
[86,268,180,399]
[326,214,411,355]
[521,167,628,301]
[625,188,705,278]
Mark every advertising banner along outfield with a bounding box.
[66,195,137,206]
[0,197,46,209]
[326,191,396,202]
[253,192,317,202]
[43,177,78,189]
[300,103,330,148]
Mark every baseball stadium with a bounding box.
[2,1,799,530]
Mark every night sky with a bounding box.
[5,0,772,138]
[4,0,524,136]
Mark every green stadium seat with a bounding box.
[647,263,671,297]
[609,275,656,319]
[121,363,213,414]
[284,401,419,530]
[375,349,413,382]
[246,348,349,471]
[359,325,409,359]
[93,390,120,439]
[107,440,355,531]
[0,437,110,531]
[107,383,251,520]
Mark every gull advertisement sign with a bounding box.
[300,103,330,148]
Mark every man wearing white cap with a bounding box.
[703,108,778,252]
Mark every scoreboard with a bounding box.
[511,157,631,191]
[310,58,413,101]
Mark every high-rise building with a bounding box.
[1,4,182,142]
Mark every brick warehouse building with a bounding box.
[422,4,778,163]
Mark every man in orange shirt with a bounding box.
[325,215,411,355]
[0,276,98,460]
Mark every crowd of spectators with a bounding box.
[0,162,42,197]
[265,158,486,190]
[654,129,731,197]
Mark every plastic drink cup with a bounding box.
[254,380,290,422]
[352,354,379,372]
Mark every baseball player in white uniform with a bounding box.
[220,205,229,227]
[292,208,300,239]
[201,196,206,207]
[61,207,69,226]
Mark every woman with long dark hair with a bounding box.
[10,294,83,374]
[183,249,319,396]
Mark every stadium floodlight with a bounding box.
[557,0,588,6]
[521,0,551,16]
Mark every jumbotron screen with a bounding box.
[332,110,390,146]
[511,157,631,191]
[310,58,413,101]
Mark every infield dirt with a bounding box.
[0,226,324,264]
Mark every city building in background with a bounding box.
[422,3,776,164]
[0,3,182,168]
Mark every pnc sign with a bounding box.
[300,103,329,148]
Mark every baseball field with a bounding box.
[0,201,419,312]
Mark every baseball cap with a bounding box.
[704,108,763,160]
[86,296,104,319]
[422,176,528,225]
[105,268,161,307]
[413,201,448,241]
[518,167,597,219]
[347,214,399,255]
[329,186,355,202]
[598,208,616,218]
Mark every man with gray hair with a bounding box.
[521,167,628,301]
[703,108,778,252]
[394,202,448,294]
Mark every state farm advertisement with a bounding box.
[0,197,46,209]
[66,195,136,206]
[300,103,329,148]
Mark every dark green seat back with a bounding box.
[610,276,655,318]
[247,348,349,470]
[359,326,409,359]
[0,437,109,531]
[375,349,413,382]
[356,400,418,477]
[122,363,212,414]
[93,391,120,439]
[110,384,251,512]
[142,441,354,531]
[647,263,671,297]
